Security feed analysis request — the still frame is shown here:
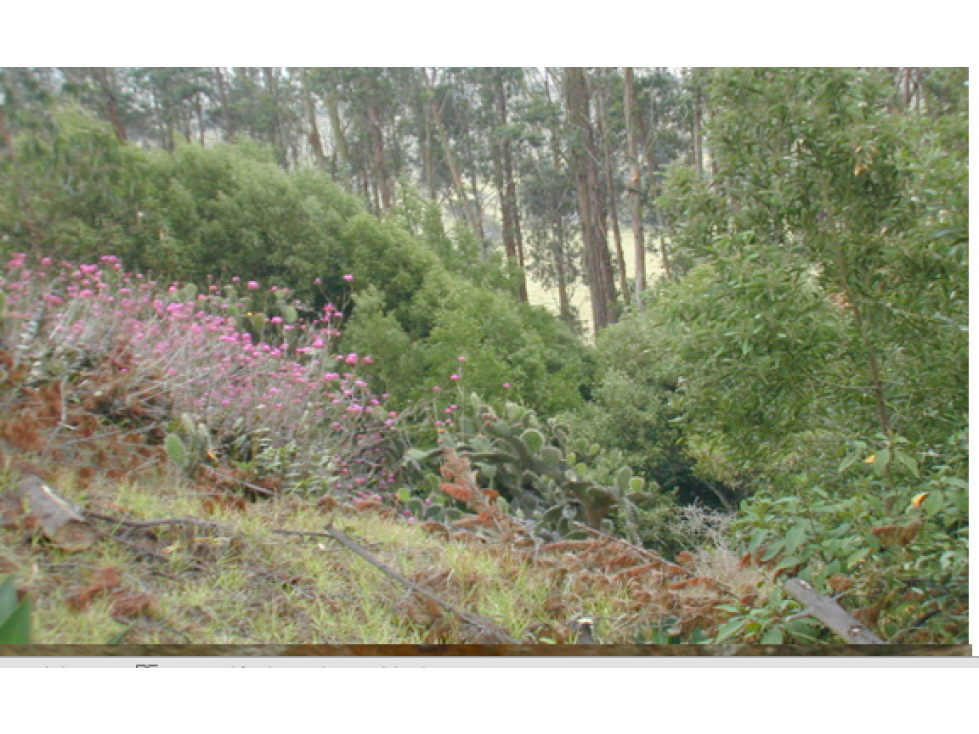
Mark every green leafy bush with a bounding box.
[729,429,968,643]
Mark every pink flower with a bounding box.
[458,356,466,362]
[345,353,358,365]
[362,356,374,365]
[314,278,322,285]
[432,386,441,392]
[450,374,459,381]
[343,274,354,282]
[503,383,511,389]
[247,281,259,290]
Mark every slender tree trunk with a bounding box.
[194,91,206,145]
[214,67,235,143]
[302,69,328,170]
[565,67,616,333]
[420,68,483,242]
[489,72,527,301]
[263,67,287,168]
[414,91,436,200]
[623,67,646,303]
[636,102,671,280]
[468,168,485,244]
[324,79,351,186]
[92,67,127,143]
[552,221,572,323]
[692,90,704,177]
[366,103,393,211]
[595,75,627,299]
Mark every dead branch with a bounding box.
[572,521,696,577]
[784,577,885,644]
[200,465,276,496]
[285,523,516,644]
[86,512,230,533]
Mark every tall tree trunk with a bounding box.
[324,79,351,186]
[420,68,483,242]
[366,103,393,211]
[194,91,206,145]
[564,67,616,333]
[213,67,235,143]
[302,69,328,170]
[490,72,527,301]
[92,67,127,143]
[552,220,572,324]
[692,89,704,177]
[623,67,646,303]
[262,67,287,168]
[595,74,627,299]
[636,100,671,280]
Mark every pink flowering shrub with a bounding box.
[0,253,399,494]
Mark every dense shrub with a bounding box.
[1,109,594,420]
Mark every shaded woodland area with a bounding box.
[0,67,968,647]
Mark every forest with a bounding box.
[0,67,968,649]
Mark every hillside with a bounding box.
[0,67,968,649]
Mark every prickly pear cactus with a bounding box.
[165,413,213,478]
[424,393,656,542]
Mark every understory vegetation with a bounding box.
[0,66,968,646]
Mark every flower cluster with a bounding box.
[1,254,399,494]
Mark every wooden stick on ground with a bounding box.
[86,512,230,533]
[784,577,885,644]
[278,523,517,644]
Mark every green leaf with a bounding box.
[282,305,298,325]
[761,627,784,644]
[818,559,842,583]
[761,541,784,562]
[783,524,807,554]
[846,547,872,569]
[774,556,803,571]
[872,447,890,475]
[714,617,746,642]
[0,577,31,644]
[784,619,821,643]
[629,476,646,494]
[838,453,859,473]
[894,450,919,477]
[922,492,946,517]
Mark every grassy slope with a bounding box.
[1,460,769,645]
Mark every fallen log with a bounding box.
[15,474,97,551]
[784,577,885,644]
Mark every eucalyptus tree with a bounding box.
[563,66,617,332]
[514,68,582,325]
[654,67,968,475]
